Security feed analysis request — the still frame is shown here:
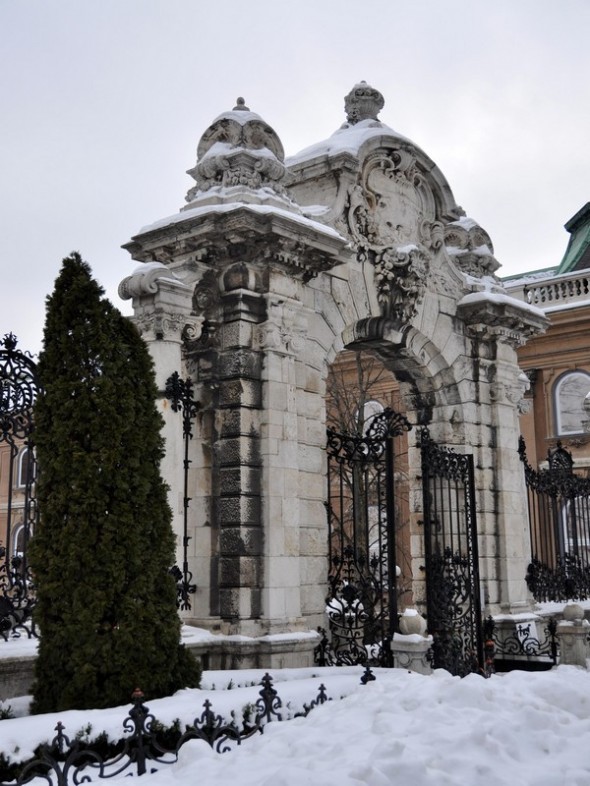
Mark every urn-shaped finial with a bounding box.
[344,81,385,124]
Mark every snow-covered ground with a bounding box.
[2,664,590,785]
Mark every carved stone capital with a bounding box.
[135,311,199,343]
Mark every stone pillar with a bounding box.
[118,264,198,597]
[257,284,309,630]
[214,266,265,630]
[557,603,590,668]
[456,297,548,615]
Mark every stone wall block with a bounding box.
[219,527,262,557]
[219,587,239,618]
[217,496,262,526]
[219,379,262,408]
[221,321,254,349]
[300,527,327,557]
[219,556,241,587]
[219,555,262,588]
[216,436,261,467]
[219,349,262,380]
[218,465,261,496]
[218,408,259,438]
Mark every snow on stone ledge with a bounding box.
[457,288,546,321]
[286,119,413,167]
[136,202,346,242]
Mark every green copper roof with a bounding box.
[557,202,590,274]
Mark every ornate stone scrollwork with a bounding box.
[254,297,307,356]
[344,149,435,323]
[444,217,500,277]
[186,270,222,351]
[118,261,186,300]
[135,312,192,342]
[373,245,430,323]
[263,238,335,281]
[344,81,385,125]
[185,97,288,202]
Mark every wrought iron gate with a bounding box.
[320,408,412,667]
[520,437,590,602]
[0,333,40,639]
[420,428,483,676]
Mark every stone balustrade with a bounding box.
[505,271,590,310]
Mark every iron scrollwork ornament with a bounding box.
[0,333,40,640]
[519,436,590,602]
[323,408,412,667]
[165,371,200,610]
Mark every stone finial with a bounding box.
[184,100,287,204]
[344,81,385,124]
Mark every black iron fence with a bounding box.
[0,336,202,640]
[0,334,40,641]
[519,437,590,602]
[323,408,412,667]
[420,429,483,677]
[6,672,375,785]
[484,615,559,672]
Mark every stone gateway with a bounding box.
[119,83,547,669]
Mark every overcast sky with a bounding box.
[2,0,589,355]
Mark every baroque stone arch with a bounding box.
[120,83,549,668]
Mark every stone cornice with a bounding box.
[124,205,352,280]
[457,297,549,347]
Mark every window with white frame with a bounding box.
[554,371,590,435]
[11,522,25,558]
[17,447,35,488]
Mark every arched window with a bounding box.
[359,399,384,435]
[17,447,35,489]
[11,521,25,557]
[554,371,590,435]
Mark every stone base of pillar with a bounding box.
[391,633,433,674]
[0,655,36,700]
[186,630,320,671]
[0,632,321,699]
[557,621,590,668]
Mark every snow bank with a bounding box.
[2,666,590,785]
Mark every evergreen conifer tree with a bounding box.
[30,253,200,712]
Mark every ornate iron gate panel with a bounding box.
[421,428,483,676]
[320,408,412,667]
[519,437,590,602]
[0,333,40,639]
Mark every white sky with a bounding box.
[2,0,589,355]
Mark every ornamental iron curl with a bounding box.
[12,674,343,785]
[483,615,558,670]
[0,334,40,641]
[420,427,483,677]
[322,408,412,667]
[165,371,200,610]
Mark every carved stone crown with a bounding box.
[444,216,500,276]
[344,81,385,124]
[185,98,288,204]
